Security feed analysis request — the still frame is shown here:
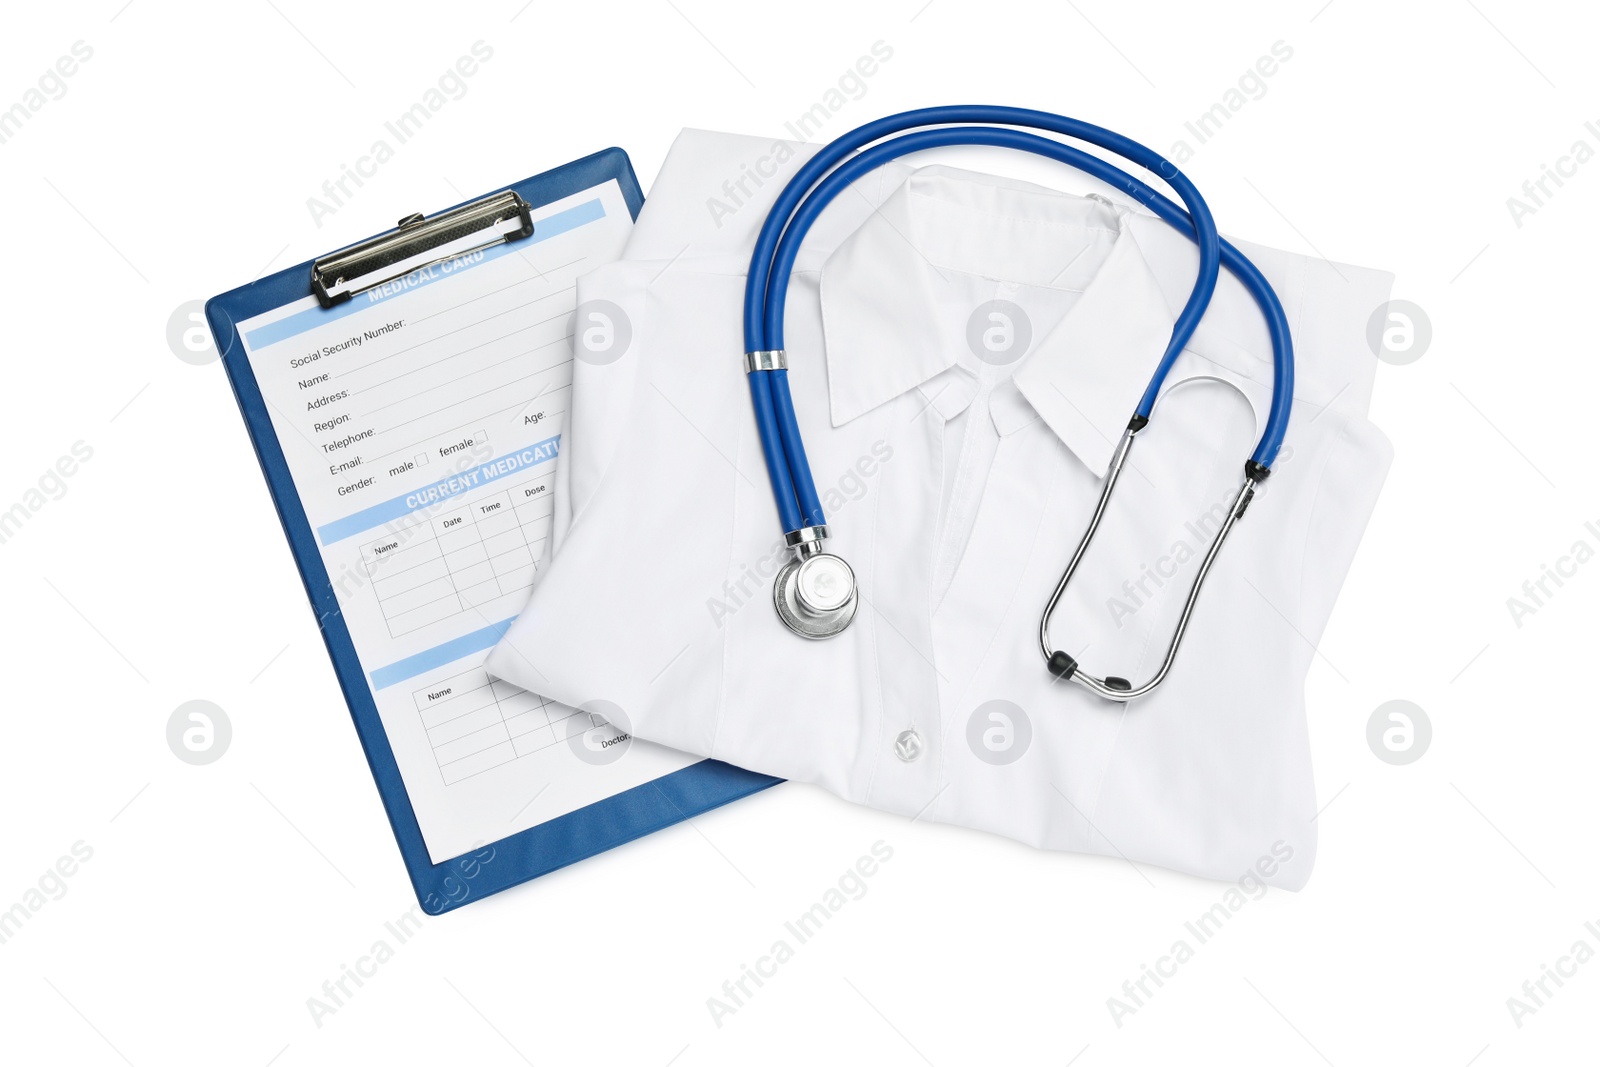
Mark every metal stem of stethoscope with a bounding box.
[1037,421,1260,702]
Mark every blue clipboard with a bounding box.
[206,148,779,915]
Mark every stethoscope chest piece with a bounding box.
[774,551,858,639]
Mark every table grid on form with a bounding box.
[360,470,557,637]
[413,667,593,785]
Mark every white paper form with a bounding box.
[235,180,697,862]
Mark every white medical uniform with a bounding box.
[487,129,1394,889]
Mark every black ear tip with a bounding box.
[1105,676,1132,692]
[1047,651,1077,679]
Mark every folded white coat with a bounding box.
[487,128,1394,889]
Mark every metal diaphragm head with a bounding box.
[774,553,857,638]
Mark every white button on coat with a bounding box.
[487,129,1394,889]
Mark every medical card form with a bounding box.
[228,178,699,864]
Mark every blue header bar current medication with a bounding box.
[318,435,561,545]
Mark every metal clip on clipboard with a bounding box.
[310,190,535,308]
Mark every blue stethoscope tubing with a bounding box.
[742,106,1295,697]
[745,106,1290,535]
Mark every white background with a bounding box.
[2,1,1595,1063]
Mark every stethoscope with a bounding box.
[742,106,1293,702]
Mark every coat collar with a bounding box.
[820,169,1233,478]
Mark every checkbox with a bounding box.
[415,452,430,467]
[474,429,487,445]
